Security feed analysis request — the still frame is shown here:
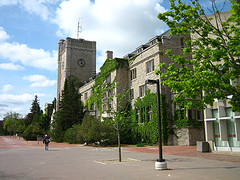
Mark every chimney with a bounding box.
[105,50,113,59]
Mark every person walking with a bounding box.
[43,135,50,150]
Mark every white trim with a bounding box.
[219,117,232,120]
[214,146,240,152]
[205,118,217,121]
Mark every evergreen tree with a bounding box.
[23,95,44,140]
[51,76,84,142]
[30,95,41,114]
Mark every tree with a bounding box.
[42,104,53,134]
[30,95,41,114]
[3,112,24,135]
[104,89,131,162]
[51,76,84,142]
[156,0,240,111]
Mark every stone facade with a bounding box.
[173,127,205,146]
[78,30,204,146]
[57,37,96,109]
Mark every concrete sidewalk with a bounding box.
[1,136,240,164]
[1,145,240,179]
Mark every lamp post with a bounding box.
[145,79,167,170]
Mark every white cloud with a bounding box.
[0,27,57,71]
[23,75,57,88]
[0,0,52,20]
[0,93,33,105]
[0,27,10,42]
[21,0,50,20]
[53,0,168,71]
[0,63,24,70]
[3,84,14,93]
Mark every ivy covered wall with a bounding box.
[131,91,171,145]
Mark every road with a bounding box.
[1,136,240,180]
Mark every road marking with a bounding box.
[94,161,106,165]
[127,158,141,162]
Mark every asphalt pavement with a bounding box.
[0,136,240,180]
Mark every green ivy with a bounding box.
[173,108,203,128]
[131,91,170,145]
[86,58,128,113]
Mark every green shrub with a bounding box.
[77,114,102,144]
[100,120,117,146]
[136,143,145,147]
[64,124,80,144]
[22,124,37,141]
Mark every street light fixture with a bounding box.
[145,79,167,170]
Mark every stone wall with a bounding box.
[172,127,205,146]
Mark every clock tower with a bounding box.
[57,37,96,109]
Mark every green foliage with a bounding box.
[90,58,128,112]
[173,108,203,128]
[157,0,240,112]
[30,95,41,114]
[132,91,170,145]
[136,143,146,147]
[3,112,25,135]
[50,112,65,142]
[22,124,37,141]
[100,120,117,145]
[42,104,53,134]
[78,113,102,144]
[51,76,84,142]
[64,124,80,144]
[63,114,117,145]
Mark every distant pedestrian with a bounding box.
[43,135,50,150]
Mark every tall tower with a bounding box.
[56,37,96,109]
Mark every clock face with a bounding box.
[77,59,86,67]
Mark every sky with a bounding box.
[0,0,231,120]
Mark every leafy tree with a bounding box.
[103,89,132,162]
[156,0,240,111]
[51,76,84,142]
[3,112,24,135]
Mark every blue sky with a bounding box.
[0,0,231,120]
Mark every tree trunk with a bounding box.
[117,122,121,162]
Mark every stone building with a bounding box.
[56,37,96,109]
[79,51,129,120]
[79,30,205,146]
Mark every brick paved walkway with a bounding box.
[0,136,81,149]
[125,145,240,164]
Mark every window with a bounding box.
[197,110,201,120]
[105,74,111,83]
[102,92,108,111]
[188,109,192,120]
[84,92,88,100]
[180,37,184,50]
[90,104,94,110]
[148,107,152,121]
[130,89,134,99]
[137,109,143,124]
[139,85,146,97]
[108,91,112,109]
[130,68,137,80]
[146,60,154,73]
